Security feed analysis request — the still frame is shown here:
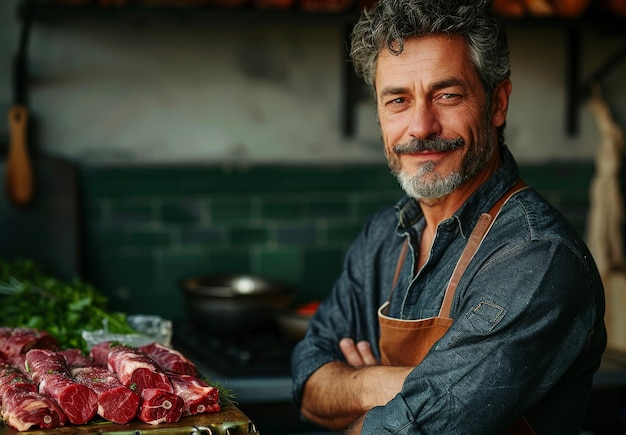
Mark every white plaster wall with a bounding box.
[1,2,625,165]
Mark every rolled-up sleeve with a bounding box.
[291,207,401,409]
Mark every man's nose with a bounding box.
[407,102,441,139]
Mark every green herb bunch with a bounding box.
[0,258,135,353]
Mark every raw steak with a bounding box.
[167,372,220,416]
[139,342,200,377]
[58,348,95,368]
[0,363,36,397]
[0,363,67,431]
[71,365,141,424]
[88,341,111,367]
[25,349,98,425]
[6,353,27,373]
[90,342,173,394]
[1,388,68,431]
[137,388,184,425]
[0,327,59,358]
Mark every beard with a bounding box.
[387,110,497,200]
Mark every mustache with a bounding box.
[393,137,465,154]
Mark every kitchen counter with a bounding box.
[594,349,626,388]
[191,350,626,406]
[193,357,293,405]
[185,348,626,434]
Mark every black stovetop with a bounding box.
[172,320,294,377]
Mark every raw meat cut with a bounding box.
[167,372,220,416]
[0,327,59,358]
[59,348,141,423]
[137,388,184,425]
[1,388,68,431]
[0,363,67,431]
[139,342,200,377]
[89,341,111,367]
[71,365,141,424]
[90,342,173,394]
[0,363,36,397]
[58,348,95,368]
[6,353,27,374]
[25,349,98,425]
[0,331,224,430]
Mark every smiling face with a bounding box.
[375,35,511,201]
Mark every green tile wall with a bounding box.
[79,162,595,321]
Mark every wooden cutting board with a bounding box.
[0,405,258,435]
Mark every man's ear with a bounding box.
[491,78,512,128]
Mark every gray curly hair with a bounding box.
[350,0,510,100]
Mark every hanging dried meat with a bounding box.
[492,0,590,17]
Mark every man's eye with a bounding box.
[383,97,408,112]
[436,93,463,105]
[439,93,462,101]
[386,97,410,108]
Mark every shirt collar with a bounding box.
[394,145,520,236]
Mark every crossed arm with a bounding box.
[300,338,413,434]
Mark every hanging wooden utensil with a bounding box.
[5,104,34,207]
[586,84,626,353]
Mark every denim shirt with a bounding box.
[291,146,606,434]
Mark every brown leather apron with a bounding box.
[378,179,535,434]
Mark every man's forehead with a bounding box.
[375,35,471,80]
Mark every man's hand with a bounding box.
[339,338,378,368]
[346,416,365,435]
[300,339,412,432]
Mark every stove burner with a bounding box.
[172,321,294,377]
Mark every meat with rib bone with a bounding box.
[89,342,173,394]
[0,363,67,431]
[137,388,184,425]
[25,349,98,425]
[139,342,200,377]
[166,371,220,416]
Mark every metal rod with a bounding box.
[565,24,580,136]
[13,0,33,106]
[580,42,626,99]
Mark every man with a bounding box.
[291,0,607,433]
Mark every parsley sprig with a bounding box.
[0,258,135,353]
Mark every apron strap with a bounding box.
[439,178,528,317]
[388,178,528,316]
